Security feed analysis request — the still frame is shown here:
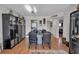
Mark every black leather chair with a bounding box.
[29,31,37,49]
[42,29,46,33]
[42,32,51,49]
[33,30,38,33]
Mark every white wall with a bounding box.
[47,21,52,32]
[52,18,59,38]
[63,5,77,42]
[63,13,70,42]
[25,16,31,35]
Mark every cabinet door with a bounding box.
[2,14,10,41]
[70,11,79,35]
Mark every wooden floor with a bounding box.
[0,35,69,54]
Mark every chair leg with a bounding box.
[42,40,44,49]
[42,44,44,49]
[48,43,51,49]
[29,42,31,49]
[35,44,37,49]
[29,44,30,49]
[35,43,37,49]
[49,45,51,49]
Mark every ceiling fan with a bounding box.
[24,4,37,15]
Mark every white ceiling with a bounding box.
[0,4,75,16]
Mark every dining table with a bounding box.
[37,30,43,45]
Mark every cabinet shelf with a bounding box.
[2,14,26,49]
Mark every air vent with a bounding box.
[51,15,58,17]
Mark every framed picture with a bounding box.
[43,18,46,24]
[39,20,42,26]
[31,20,37,30]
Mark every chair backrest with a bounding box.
[32,30,38,33]
[43,32,51,42]
[29,31,37,41]
[42,29,46,33]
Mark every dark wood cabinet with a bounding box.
[70,11,79,53]
[2,14,25,49]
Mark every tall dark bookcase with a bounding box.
[70,11,79,53]
[2,14,26,49]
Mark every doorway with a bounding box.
[59,19,63,37]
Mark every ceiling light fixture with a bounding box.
[25,5,32,13]
[25,5,37,15]
[33,6,37,13]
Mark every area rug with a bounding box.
[28,50,68,54]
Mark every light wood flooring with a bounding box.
[0,35,69,54]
